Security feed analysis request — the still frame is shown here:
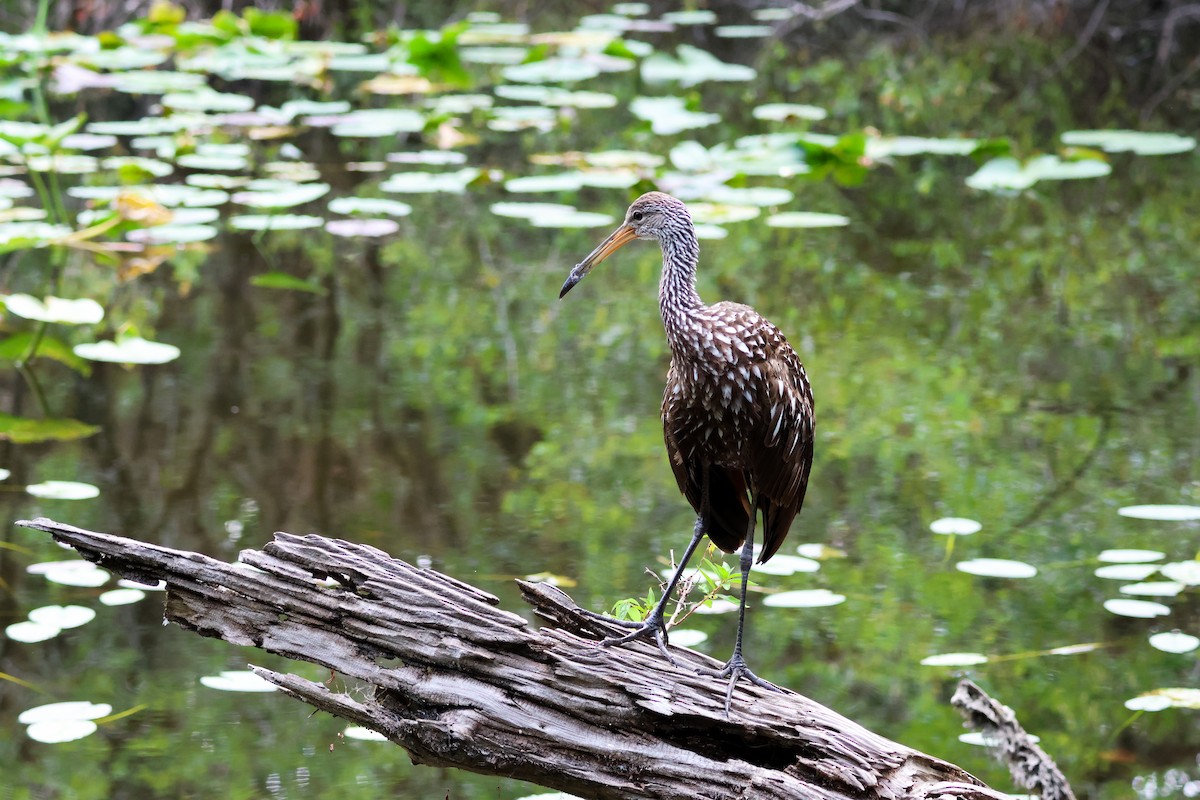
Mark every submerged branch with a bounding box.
[18,516,1015,800]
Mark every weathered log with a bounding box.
[17,517,1008,800]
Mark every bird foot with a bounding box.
[576,608,677,666]
[701,652,783,715]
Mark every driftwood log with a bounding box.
[18,517,1011,800]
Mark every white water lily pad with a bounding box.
[74,337,180,365]
[530,210,614,229]
[1160,561,1200,585]
[28,605,95,629]
[490,202,576,219]
[343,725,388,741]
[1103,598,1171,618]
[668,629,708,647]
[959,731,1039,747]
[693,224,727,240]
[1125,688,1200,711]
[1047,642,1104,656]
[796,543,847,559]
[99,588,146,606]
[1061,130,1196,155]
[920,652,989,667]
[5,620,61,642]
[502,58,601,84]
[767,212,850,228]
[1098,548,1166,563]
[127,224,219,244]
[867,137,979,157]
[929,517,981,536]
[687,202,759,225]
[162,89,255,113]
[19,701,112,725]
[36,561,109,587]
[380,169,480,194]
[325,218,399,238]
[762,589,845,608]
[118,578,165,591]
[229,214,325,232]
[330,109,424,138]
[703,186,793,207]
[327,197,412,217]
[1094,564,1159,581]
[1149,632,1200,654]
[1119,581,1184,597]
[504,173,584,193]
[716,24,773,38]
[200,670,278,693]
[4,295,103,325]
[233,182,330,209]
[629,96,720,135]
[752,554,821,576]
[956,559,1038,579]
[691,598,739,615]
[752,103,826,122]
[1118,505,1200,521]
[26,480,100,500]
[966,156,1110,191]
[26,719,99,743]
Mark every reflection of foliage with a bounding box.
[404,21,472,88]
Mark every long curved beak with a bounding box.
[559,223,637,298]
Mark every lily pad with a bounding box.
[642,45,755,86]
[28,605,95,629]
[751,554,821,576]
[956,559,1038,579]
[327,197,413,217]
[5,620,61,643]
[325,218,399,237]
[668,629,708,647]
[1103,598,1171,619]
[199,670,278,692]
[229,214,325,231]
[752,103,827,122]
[74,337,180,364]
[1118,505,1200,521]
[1098,548,1166,563]
[929,517,981,535]
[1119,581,1184,597]
[343,725,388,741]
[1061,130,1196,155]
[629,96,720,135]
[27,719,99,743]
[502,58,601,84]
[98,588,146,606]
[1125,688,1200,711]
[1148,632,1200,654]
[762,589,846,608]
[919,652,989,667]
[19,701,111,725]
[28,560,109,588]
[3,295,103,325]
[380,169,480,194]
[1159,561,1200,586]
[1094,564,1159,581]
[767,212,851,228]
[26,480,100,500]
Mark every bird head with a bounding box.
[559,192,690,298]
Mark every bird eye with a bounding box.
[631,211,644,221]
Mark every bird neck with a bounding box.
[658,229,704,347]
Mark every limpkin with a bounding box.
[559,191,815,706]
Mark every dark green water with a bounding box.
[0,8,1198,799]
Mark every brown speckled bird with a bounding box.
[559,191,815,706]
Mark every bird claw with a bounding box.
[576,608,677,666]
[701,653,783,715]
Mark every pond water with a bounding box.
[1,6,1198,799]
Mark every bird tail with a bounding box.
[704,468,752,554]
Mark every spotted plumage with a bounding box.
[559,191,816,706]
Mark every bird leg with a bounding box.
[577,512,709,665]
[703,489,784,714]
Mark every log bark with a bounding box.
[17,517,1007,800]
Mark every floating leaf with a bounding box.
[668,629,708,647]
[28,560,109,588]
[752,554,820,576]
[28,605,95,629]
[1118,505,1200,521]
[0,414,100,444]
[1149,632,1200,654]
[687,203,759,225]
[343,725,388,741]
[3,295,103,325]
[233,182,330,209]
[752,103,827,122]
[929,517,981,536]
[762,589,846,608]
[99,588,146,606]
[5,621,60,643]
[716,25,773,38]
[629,96,720,135]
[380,169,480,194]
[19,700,113,726]
[796,543,847,560]
[26,480,99,500]
[229,214,325,232]
[325,218,399,237]
[1125,688,1200,711]
[199,670,278,692]
[956,559,1038,579]
[1094,564,1158,581]
[1061,130,1196,155]
[690,598,738,615]
[1159,561,1200,586]
[642,45,754,86]
[920,652,989,667]
[1119,581,1184,597]
[767,212,850,228]
[1103,599,1171,619]
[74,337,180,365]
[502,58,600,84]
[327,197,412,217]
[1098,548,1166,563]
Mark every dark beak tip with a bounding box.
[559,268,583,299]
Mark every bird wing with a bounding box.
[662,364,751,554]
[751,331,814,563]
